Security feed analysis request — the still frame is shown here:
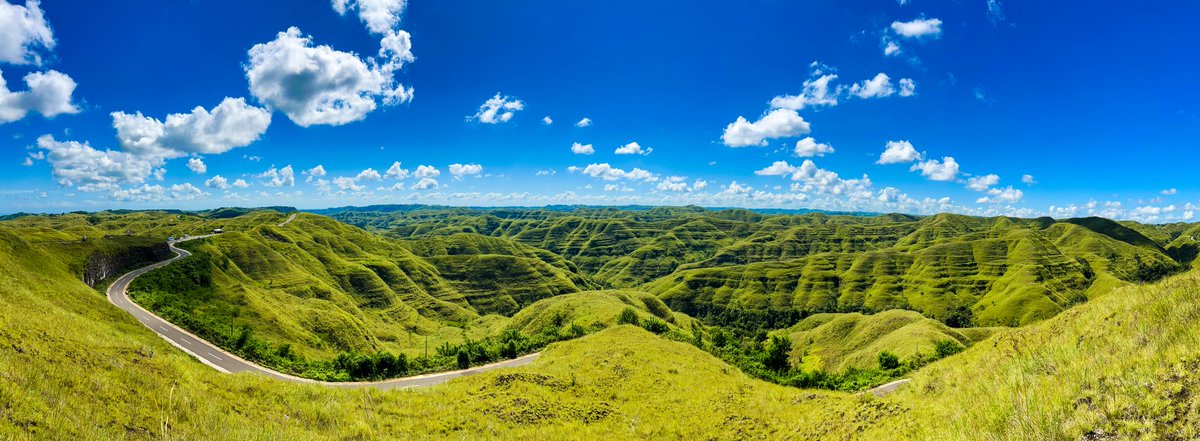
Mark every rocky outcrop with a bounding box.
[82,242,171,287]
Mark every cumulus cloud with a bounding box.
[1021,174,1036,185]
[259,165,295,187]
[899,78,916,97]
[535,169,555,176]
[332,176,364,192]
[411,177,438,190]
[232,178,250,188]
[1161,188,1178,195]
[245,27,412,127]
[331,0,407,35]
[769,72,839,110]
[304,164,327,182]
[413,164,439,178]
[966,174,999,191]
[448,163,482,179]
[542,116,552,125]
[721,108,810,147]
[568,163,658,182]
[614,141,652,156]
[848,73,898,99]
[112,97,270,159]
[891,17,943,38]
[571,142,594,155]
[205,175,230,190]
[877,140,922,164]
[910,157,959,181]
[36,135,157,192]
[187,157,206,174]
[0,69,79,124]
[470,93,524,124]
[355,168,382,181]
[111,183,207,202]
[384,161,408,179]
[976,186,1023,204]
[0,0,54,65]
[793,137,834,157]
[883,39,901,57]
[575,117,592,127]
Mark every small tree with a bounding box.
[641,318,669,334]
[764,335,792,372]
[456,348,471,369]
[878,351,900,370]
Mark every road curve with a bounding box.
[277,212,297,227]
[107,234,539,390]
[864,378,911,397]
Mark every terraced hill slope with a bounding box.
[329,207,1186,327]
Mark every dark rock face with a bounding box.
[82,242,171,287]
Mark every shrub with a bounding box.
[878,351,900,370]
[617,308,641,326]
[456,348,470,369]
[641,318,669,334]
[934,340,963,358]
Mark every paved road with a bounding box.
[107,234,539,390]
[277,212,297,227]
[865,378,911,397]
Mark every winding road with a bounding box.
[106,229,539,390]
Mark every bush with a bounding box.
[641,318,669,334]
[934,340,963,358]
[456,348,470,369]
[878,351,900,370]
[617,308,640,326]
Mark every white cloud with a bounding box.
[245,27,412,127]
[657,176,689,192]
[0,69,79,124]
[355,168,382,181]
[187,157,206,174]
[332,176,364,192]
[721,108,810,147]
[331,0,406,35]
[899,78,916,97]
[987,0,1006,25]
[769,73,839,110]
[535,169,555,176]
[754,160,799,177]
[413,164,439,178]
[849,73,898,99]
[575,117,592,127]
[233,179,250,189]
[569,163,658,182]
[0,0,54,65]
[910,157,959,181]
[36,135,157,192]
[259,165,295,187]
[571,142,594,155]
[877,140,922,164]
[1161,188,1178,195]
[793,137,834,157]
[304,164,327,182]
[470,93,524,124]
[692,179,709,191]
[384,161,408,179]
[448,163,482,180]
[966,174,999,191]
[614,141,652,156]
[111,183,207,203]
[542,116,553,125]
[883,39,901,57]
[1021,174,1036,185]
[205,175,230,190]
[891,17,943,38]
[112,97,270,160]
[411,177,438,190]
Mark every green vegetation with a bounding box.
[3,207,1200,438]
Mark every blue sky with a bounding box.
[1,0,1198,222]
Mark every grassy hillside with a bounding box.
[4,213,1200,439]
[778,309,994,371]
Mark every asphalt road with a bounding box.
[865,378,911,397]
[107,234,539,390]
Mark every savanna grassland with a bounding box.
[1,206,1198,439]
